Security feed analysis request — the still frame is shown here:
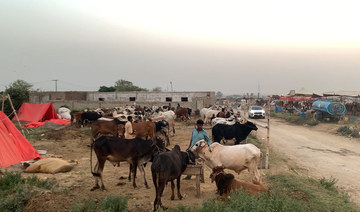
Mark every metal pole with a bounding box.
[52,80,58,92]
[265,96,271,169]
[1,93,5,111]
[7,94,26,138]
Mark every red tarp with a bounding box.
[13,103,58,122]
[22,119,71,129]
[0,111,41,167]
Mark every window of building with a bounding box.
[98,98,105,101]
[129,97,136,101]
[166,97,172,102]
[181,97,188,102]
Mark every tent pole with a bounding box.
[1,93,5,111]
[7,94,26,138]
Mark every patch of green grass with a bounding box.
[271,112,319,126]
[70,199,96,212]
[24,128,49,141]
[319,176,338,191]
[70,195,128,212]
[268,174,359,212]
[193,189,305,212]
[0,172,56,212]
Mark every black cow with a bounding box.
[81,111,102,126]
[212,121,258,145]
[90,136,165,190]
[187,107,192,117]
[151,145,195,210]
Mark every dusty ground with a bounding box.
[253,118,360,206]
[5,117,360,211]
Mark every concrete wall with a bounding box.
[30,91,215,111]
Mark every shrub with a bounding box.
[337,126,360,138]
[0,172,56,212]
[100,195,128,212]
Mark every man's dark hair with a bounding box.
[196,119,204,125]
[127,116,133,121]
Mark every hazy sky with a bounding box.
[1,0,360,95]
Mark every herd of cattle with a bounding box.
[69,105,266,210]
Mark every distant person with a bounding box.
[184,119,211,180]
[124,116,136,139]
[177,103,181,109]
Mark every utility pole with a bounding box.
[170,81,173,92]
[258,82,260,99]
[52,80,58,92]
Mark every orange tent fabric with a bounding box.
[13,103,59,122]
[0,111,41,167]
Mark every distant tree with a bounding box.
[98,86,116,92]
[216,91,223,98]
[152,86,162,92]
[114,79,148,92]
[3,80,33,118]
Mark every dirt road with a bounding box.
[254,118,360,206]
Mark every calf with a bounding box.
[90,136,165,190]
[212,120,258,145]
[210,167,267,197]
[191,140,262,184]
[175,107,189,121]
[151,145,195,210]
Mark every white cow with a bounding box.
[191,140,262,184]
[211,117,236,126]
[151,110,176,136]
[204,109,220,124]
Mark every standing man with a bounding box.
[184,119,211,180]
[124,116,136,139]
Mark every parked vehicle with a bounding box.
[312,99,345,121]
[248,106,266,119]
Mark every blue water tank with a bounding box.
[312,100,345,116]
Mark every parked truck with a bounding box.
[312,99,345,121]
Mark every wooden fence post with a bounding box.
[265,97,271,169]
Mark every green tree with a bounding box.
[2,80,33,118]
[216,91,223,98]
[152,86,162,92]
[114,79,148,92]
[98,86,116,92]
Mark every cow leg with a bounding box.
[128,164,132,182]
[170,180,175,200]
[176,177,183,200]
[91,162,100,191]
[132,162,138,188]
[162,129,170,146]
[249,161,261,184]
[138,164,150,189]
[152,172,159,211]
[157,180,167,210]
[91,158,106,191]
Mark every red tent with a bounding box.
[0,111,41,167]
[13,103,58,122]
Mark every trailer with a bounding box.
[312,99,346,121]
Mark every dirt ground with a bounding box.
[5,117,360,211]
